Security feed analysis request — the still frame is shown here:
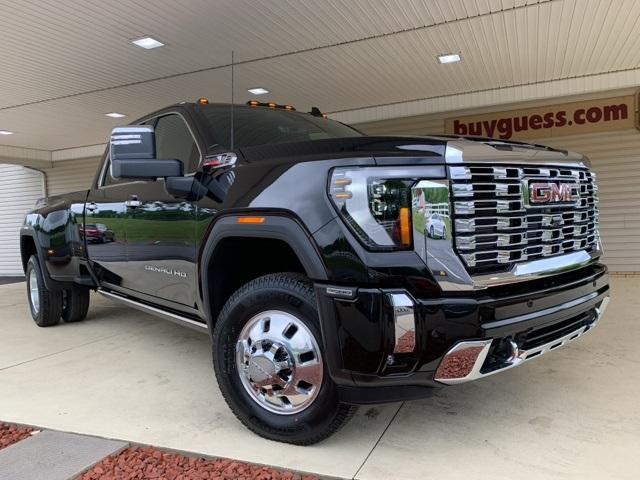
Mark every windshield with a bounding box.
[196,104,363,149]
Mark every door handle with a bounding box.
[86,202,98,212]
[125,196,142,209]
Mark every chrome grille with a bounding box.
[449,165,599,272]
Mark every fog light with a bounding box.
[434,339,492,384]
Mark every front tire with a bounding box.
[26,255,62,327]
[212,273,356,445]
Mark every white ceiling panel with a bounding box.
[2,0,639,152]
[1,0,540,109]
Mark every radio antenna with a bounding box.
[230,50,235,150]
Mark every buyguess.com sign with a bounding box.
[445,94,639,140]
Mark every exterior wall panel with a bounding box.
[0,164,44,276]
[43,157,101,197]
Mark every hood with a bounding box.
[237,134,587,168]
[238,136,447,164]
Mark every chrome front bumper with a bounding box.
[435,296,610,385]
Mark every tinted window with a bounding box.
[155,114,200,172]
[197,104,362,149]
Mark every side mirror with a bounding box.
[110,126,183,179]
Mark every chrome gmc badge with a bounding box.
[527,182,579,205]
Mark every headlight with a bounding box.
[328,167,417,250]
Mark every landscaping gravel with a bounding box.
[80,446,320,480]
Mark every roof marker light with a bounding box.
[237,217,266,224]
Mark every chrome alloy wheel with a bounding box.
[236,310,323,415]
[28,268,40,315]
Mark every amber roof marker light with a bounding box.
[237,217,266,224]
[245,101,296,111]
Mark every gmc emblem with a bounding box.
[529,182,579,204]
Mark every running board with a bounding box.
[98,289,208,334]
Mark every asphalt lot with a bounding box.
[0,277,638,479]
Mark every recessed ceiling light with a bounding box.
[105,112,126,118]
[131,36,165,49]
[0,130,14,135]
[248,87,269,95]
[438,53,462,64]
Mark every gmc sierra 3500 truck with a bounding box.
[20,99,610,445]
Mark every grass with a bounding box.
[91,217,212,243]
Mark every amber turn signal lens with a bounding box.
[399,207,411,246]
[237,217,265,224]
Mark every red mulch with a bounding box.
[80,446,320,480]
[0,422,33,450]
[435,346,485,379]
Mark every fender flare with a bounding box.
[19,229,71,291]
[198,214,328,327]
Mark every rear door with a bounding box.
[124,112,201,307]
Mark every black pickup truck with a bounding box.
[20,100,610,444]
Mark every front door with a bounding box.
[123,113,201,307]
[85,155,135,288]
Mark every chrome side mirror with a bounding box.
[109,125,182,180]
[110,126,155,161]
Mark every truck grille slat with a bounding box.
[450,165,599,273]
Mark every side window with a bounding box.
[155,114,199,173]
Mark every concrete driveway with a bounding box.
[0,277,638,479]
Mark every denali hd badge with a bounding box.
[144,265,187,278]
[527,182,579,205]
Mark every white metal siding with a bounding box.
[43,157,101,197]
[0,164,44,275]
[539,130,640,273]
[357,116,640,273]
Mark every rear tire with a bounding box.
[26,255,62,327]
[62,285,90,323]
[212,272,356,445]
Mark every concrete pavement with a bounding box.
[0,277,638,479]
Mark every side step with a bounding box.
[98,289,208,334]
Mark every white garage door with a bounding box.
[0,164,44,276]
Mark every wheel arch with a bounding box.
[199,214,329,330]
[20,231,38,273]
